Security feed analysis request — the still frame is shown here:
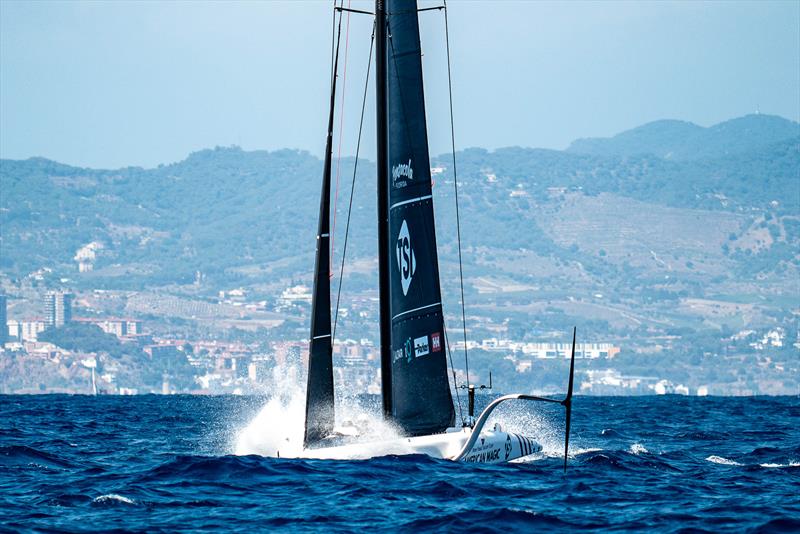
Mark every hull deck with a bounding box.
[302,428,470,460]
[301,425,543,464]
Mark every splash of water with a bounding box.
[234,366,403,458]
[629,443,649,455]
[483,400,567,459]
[235,363,573,461]
[332,396,404,445]
[234,389,306,457]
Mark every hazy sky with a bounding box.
[1,0,798,169]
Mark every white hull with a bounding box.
[302,423,542,464]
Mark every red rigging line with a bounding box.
[330,0,352,278]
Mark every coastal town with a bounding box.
[1,281,792,397]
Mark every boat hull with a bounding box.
[301,424,542,464]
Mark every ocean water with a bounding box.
[1,394,798,532]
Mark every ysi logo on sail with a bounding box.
[392,159,413,188]
[396,219,416,296]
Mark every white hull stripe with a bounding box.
[312,334,331,340]
[391,301,441,321]
[390,195,432,211]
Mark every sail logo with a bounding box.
[414,336,429,358]
[392,159,413,188]
[396,219,416,296]
[431,332,441,352]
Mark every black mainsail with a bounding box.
[377,0,455,436]
[303,20,342,447]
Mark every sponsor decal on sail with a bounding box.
[391,159,413,188]
[431,332,441,352]
[395,219,416,296]
[414,336,429,358]
[404,338,413,363]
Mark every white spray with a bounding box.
[234,364,403,458]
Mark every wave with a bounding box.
[92,494,136,505]
[752,518,800,532]
[137,454,287,482]
[401,507,575,531]
[676,430,730,441]
[572,447,604,456]
[758,462,800,468]
[705,455,743,466]
[0,445,75,469]
[417,480,470,499]
[705,455,800,469]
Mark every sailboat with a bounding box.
[302,0,576,465]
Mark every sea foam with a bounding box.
[629,443,649,455]
[705,455,742,466]
[92,494,136,505]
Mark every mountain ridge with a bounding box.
[567,113,799,160]
[5,113,799,170]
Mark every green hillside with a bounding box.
[1,114,797,296]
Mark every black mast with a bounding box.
[304,11,342,447]
[375,0,392,420]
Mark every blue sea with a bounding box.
[1,394,798,532]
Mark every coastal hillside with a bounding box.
[2,113,797,289]
[1,113,798,395]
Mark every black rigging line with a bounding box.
[332,21,376,343]
[442,0,471,389]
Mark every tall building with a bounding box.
[44,292,73,328]
[0,295,7,345]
